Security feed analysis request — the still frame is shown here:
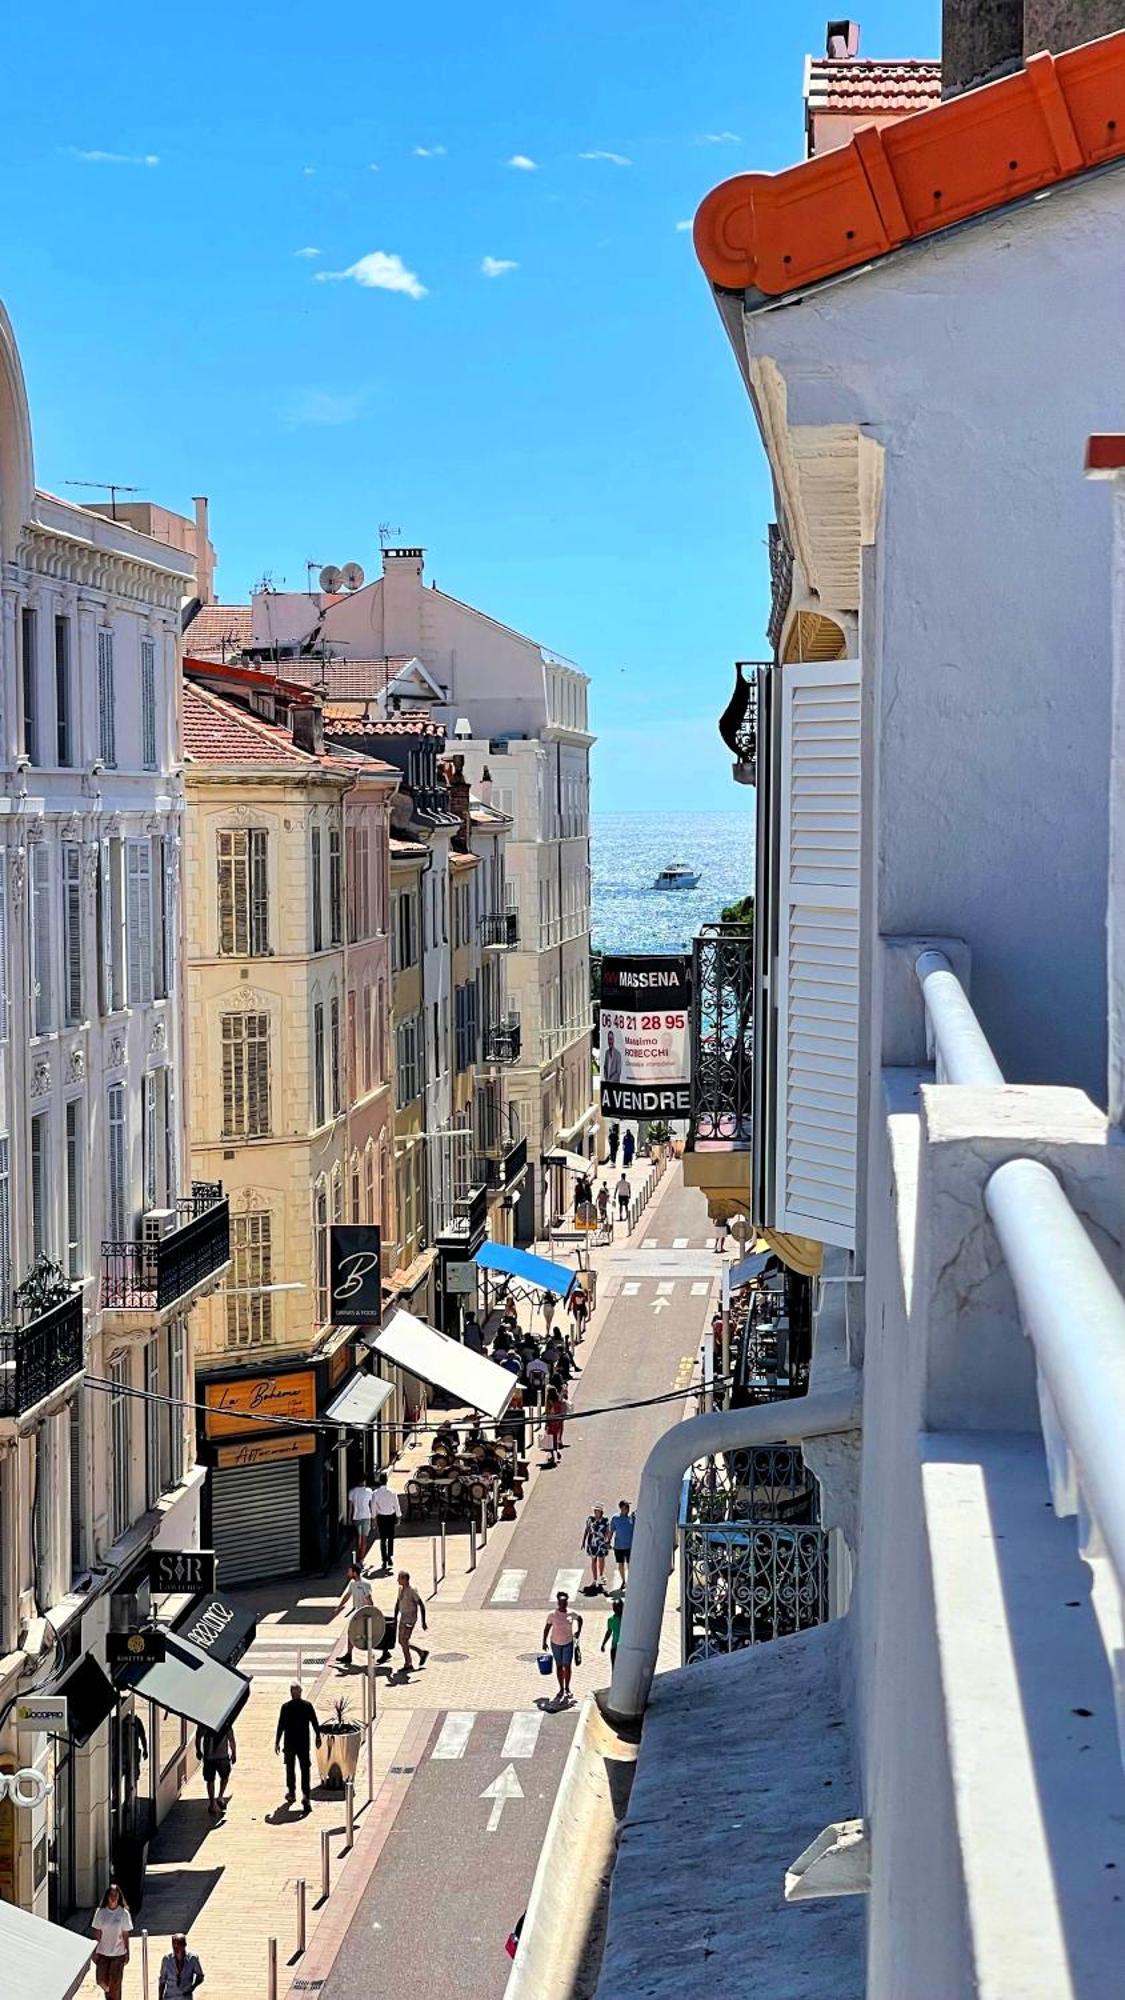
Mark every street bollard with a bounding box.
[345,1776,355,1850]
[367,1642,377,1802]
[468,1512,477,1572]
[441,1518,447,1578]
[141,1930,150,2000]
[297,1645,304,1685]
[267,1936,278,2000]
[431,1535,438,1597]
[479,1499,488,1549]
[296,1878,307,1955]
[321,1827,331,1902]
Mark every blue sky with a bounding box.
[2,1,937,809]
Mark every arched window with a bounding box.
[313,1178,329,1324]
[365,1140,375,1224]
[350,1149,361,1223]
[331,1162,343,1223]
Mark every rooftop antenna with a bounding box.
[378,522,402,549]
[64,480,142,523]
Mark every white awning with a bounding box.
[367,1307,516,1420]
[326,1371,395,1428]
[545,1150,594,1176]
[0,1897,93,2000]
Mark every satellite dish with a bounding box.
[319,565,343,593]
[341,562,366,592]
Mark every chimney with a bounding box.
[292,703,325,757]
[442,752,472,848]
[192,496,215,605]
[825,18,861,56]
[381,545,425,656]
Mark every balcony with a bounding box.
[484,1017,522,1064]
[717,662,765,786]
[479,908,519,950]
[678,1444,828,1662]
[102,1187,231,1319]
[0,1291,84,1420]
[683,924,754,1217]
[472,1134,527,1195]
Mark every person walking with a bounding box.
[610,1500,635,1585]
[622,1128,635,1169]
[582,1504,612,1592]
[607,1121,620,1167]
[395,1570,429,1675]
[596,1181,610,1231]
[274,1684,322,1810]
[347,1474,374,1563]
[601,1598,625,1673]
[194,1719,236,1818]
[543,1384,567,1465]
[338,1564,373,1669]
[371,1472,401,1572]
[158,1934,205,1999]
[541,1290,556,1338]
[615,1171,631,1223]
[462,1309,484,1352]
[542,1590,583,1707]
[524,1347,549,1410]
[569,1282,589,1344]
[91,1882,132,2000]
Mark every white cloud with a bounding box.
[72,148,159,167]
[481,256,518,278]
[579,149,632,166]
[315,251,427,300]
[697,130,741,144]
[284,388,366,427]
[675,219,693,232]
[294,246,322,258]
[507,154,537,171]
[303,165,317,176]
[369,163,381,172]
[413,144,447,158]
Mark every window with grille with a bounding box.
[311,826,323,950]
[313,1002,326,1126]
[110,1354,130,1541]
[329,827,342,943]
[97,628,116,768]
[221,1012,271,1138]
[217,828,268,957]
[330,996,341,1116]
[226,1212,273,1348]
[141,636,158,770]
[55,615,72,767]
[107,1082,128,1240]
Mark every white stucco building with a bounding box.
[0,306,229,1921]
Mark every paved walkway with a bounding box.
[73,1154,713,2000]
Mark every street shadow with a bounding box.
[145,1800,220,1864]
[264,1800,311,1825]
[136,1865,224,1932]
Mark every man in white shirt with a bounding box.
[371,1473,401,1573]
[339,1563,374,1668]
[348,1477,374,1561]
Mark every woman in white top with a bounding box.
[92,1881,133,1999]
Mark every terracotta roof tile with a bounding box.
[182,684,312,766]
[285,658,413,699]
[807,57,941,119]
[326,712,443,739]
[182,604,253,660]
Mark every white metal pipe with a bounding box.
[986,1156,1125,1591]
[607,1381,861,1721]
[914,948,1005,1086]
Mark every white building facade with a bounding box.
[0,306,229,1920]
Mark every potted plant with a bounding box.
[647,1119,672,1161]
[316,1694,362,1790]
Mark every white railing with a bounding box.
[914,948,1005,1085]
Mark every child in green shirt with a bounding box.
[601,1597,624,1669]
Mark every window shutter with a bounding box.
[774,659,862,1250]
[97,628,116,767]
[141,636,158,769]
[108,1083,128,1240]
[217,831,237,954]
[143,1070,157,1211]
[0,866,9,1043]
[126,839,154,1004]
[31,844,52,1033]
[64,843,83,1024]
[250,828,269,954]
[249,1014,270,1136]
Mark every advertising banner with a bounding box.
[330,1225,383,1325]
[599,954,691,1117]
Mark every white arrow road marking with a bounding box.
[651,1298,669,1314]
[691,1282,709,1296]
[491,1569,527,1605]
[481,1763,524,1831]
[502,1712,543,1759]
[432,1712,476,1760]
[656,1281,675,1295]
[622,1281,640,1297]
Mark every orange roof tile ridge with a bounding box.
[696,29,1125,295]
[182,682,314,764]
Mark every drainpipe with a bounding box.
[607,1378,861,1722]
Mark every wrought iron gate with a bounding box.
[678,1446,829,1662]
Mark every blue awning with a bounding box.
[473,1243,577,1299]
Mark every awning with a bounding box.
[55,1654,117,1746]
[326,1371,394,1428]
[174,1591,258,1669]
[729,1249,776,1288]
[367,1307,516,1420]
[116,1628,251,1733]
[0,1898,92,2000]
[544,1149,593,1176]
[474,1242,577,1299]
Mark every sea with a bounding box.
[591,810,755,957]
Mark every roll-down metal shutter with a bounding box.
[211,1460,301,1586]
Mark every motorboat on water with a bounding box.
[653,861,701,891]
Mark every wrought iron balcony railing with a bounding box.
[689,926,753,1148]
[0,1292,84,1419]
[479,909,519,949]
[472,1135,528,1193]
[484,1017,522,1064]
[717,663,766,785]
[102,1190,231,1313]
[678,1444,827,1661]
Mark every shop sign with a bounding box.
[0,1769,53,1807]
[107,1629,167,1666]
[599,954,692,1117]
[328,1342,353,1388]
[330,1226,383,1325]
[444,1260,477,1294]
[204,1370,317,1439]
[216,1431,317,1469]
[14,1696,68,1733]
[149,1549,217,1595]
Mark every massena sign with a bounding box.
[599,953,692,1117]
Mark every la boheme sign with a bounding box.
[599,954,692,1117]
[204,1370,317,1439]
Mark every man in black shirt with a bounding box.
[274,1684,322,1809]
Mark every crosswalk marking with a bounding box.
[643,1237,657,1249]
[242,1641,331,1681]
[491,1569,527,1605]
[672,1237,689,1249]
[502,1712,543,1759]
[622,1281,640,1297]
[433,1712,476,1760]
[656,1281,675,1295]
[550,1567,585,1603]
[691,1281,709,1296]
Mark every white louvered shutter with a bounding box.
[775,660,862,1250]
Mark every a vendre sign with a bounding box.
[598,955,692,1117]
